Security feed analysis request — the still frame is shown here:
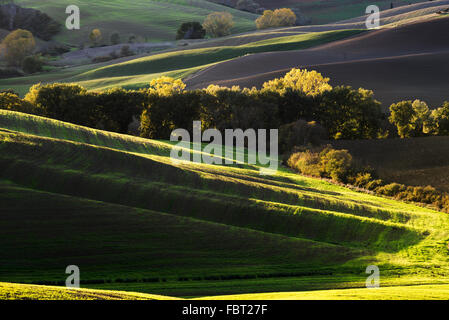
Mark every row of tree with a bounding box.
[1,69,386,144]
[389,100,449,138]
[176,7,298,40]
[5,68,449,145]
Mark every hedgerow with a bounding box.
[1,69,387,141]
[287,146,449,213]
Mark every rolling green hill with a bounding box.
[3,281,449,299]
[208,0,428,24]
[0,29,362,95]
[1,109,449,298]
[0,282,176,300]
[15,0,259,43]
[198,283,449,300]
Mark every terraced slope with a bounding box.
[1,110,449,297]
[70,29,363,92]
[0,29,362,95]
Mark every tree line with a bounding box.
[0,69,386,144]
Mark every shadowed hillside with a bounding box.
[1,110,449,297]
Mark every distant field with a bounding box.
[74,29,363,82]
[208,0,427,24]
[331,136,449,193]
[15,0,259,43]
[1,110,449,297]
[0,29,362,94]
[187,17,449,106]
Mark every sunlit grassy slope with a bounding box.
[15,0,258,43]
[198,283,449,300]
[1,110,449,298]
[3,281,449,300]
[0,282,176,300]
[74,30,363,81]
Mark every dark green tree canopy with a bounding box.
[176,22,206,40]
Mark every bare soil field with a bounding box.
[186,17,449,106]
[330,136,449,192]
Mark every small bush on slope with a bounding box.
[287,146,449,213]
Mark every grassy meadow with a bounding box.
[15,0,259,44]
[2,0,449,301]
[0,282,176,300]
[1,110,449,298]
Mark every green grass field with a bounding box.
[15,0,258,44]
[74,30,363,82]
[3,281,449,300]
[1,110,449,299]
[198,283,449,300]
[245,0,428,24]
[0,282,176,300]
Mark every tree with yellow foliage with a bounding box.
[0,29,36,67]
[89,29,102,46]
[256,8,297,30]
[203,12,234,38]
[262,68,332,96]
[147,76,186,96]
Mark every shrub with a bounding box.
[140,90,202,139]
[318,86,385,139]
[120,45,134,57]
[176,22,206,40]
[364,179,384,191]
[430,101,449,136]
[22,55,43,74]
[110,32,120,45]
[319,148,353,182]
[287,146,354,182]
[256,8,297,30]
[89,29,102,46]
[203,12,234,38]
[92,53,117,63]
[262,68,332,96]
[24,83,98,127]
[376,183,407,197]
[350,172,374,189]
[0,92,36,114]
[287,149,322,177]
[96,88,145,133]
[278,119,327,154]
[0,4,61,40]
[0,29,36,67]
[389,99,432,138]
